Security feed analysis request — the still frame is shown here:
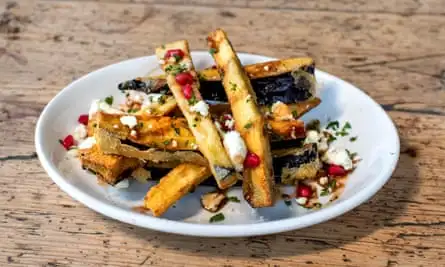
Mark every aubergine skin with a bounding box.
[118,63,316,105]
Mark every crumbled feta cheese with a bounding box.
[319,176,329,185]
[130,130,137,137]
[264,65,270,71]
[271,101,284,113]
[125,91,163,109]
[190,100,209,117]
[88,99,122,118]
[120,115,138,129]
[171,140,178,148]
[73,124,87,141]
[296,197,308,205]
[114,179,130,189]
[223,131,247,172]
[290,127,297,139]
[304,130,328,153]
[78,137,96,149]
[322,147,353,170]
[224,117,235,130]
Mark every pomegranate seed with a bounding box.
[222,114,232,120]
[182,84,193,99]
[244,152,260,168]
[211,65,217,69]
[164,49,184,61]
[327,164,346,176]
[78,114,89,125]
[296,183,313,198]
[175,72,194,85]
[60,135,75,150]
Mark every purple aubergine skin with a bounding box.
[117,64,315,106]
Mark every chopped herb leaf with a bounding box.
[92,123,97,128]
[326,121,339,130]
[127,109,137,113]
[173,54,181,62]
[161,45,166,49]
[188,94,198,105]
[312,203,322,209]
[58,139,63,145]
[350,136,358,142]
[125,92,130,97]
[343,122,352,130]
[209,213,225,223]
[209,48,217,55]
[335,131,349,137]
[229,82,237,91]
[163,140,171,145]
[244,122,253,129]
[104,95,113,105]
[327,134,336,143]
[165,64,187,75]
[292,110,299,118]
[328,179,337,190]
[227,196,240,203]
[320,189,330,196]
[284,200,292,206]
[137,122,144,128]
[192,124,197,128]
[197,73,206,80]
[158,95,167,105]
[173,126,180,136]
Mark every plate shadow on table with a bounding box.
[116,137,418,259]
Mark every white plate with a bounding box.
[35,52,400,237]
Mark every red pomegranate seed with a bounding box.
[296,183,313,198]
[244,152,260,168]
[60,135,75,150]
[78,114,89,125]
[164,49,184,60]
[327,164,346,176]
[182,84,193,99]
[175,72,194,85]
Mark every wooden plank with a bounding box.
[1,0,445,266]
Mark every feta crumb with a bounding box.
[114,179,130,189]
[130,130,137,137]
[171,140,178,147]
[88,99,123,118]
[322,147,353,170]
[319,176,329,185]
[78,137,96,149]
[190,100,209,117]
[304,130,328,153]
[271,101,284,113]
[73,124,87,141]
[296,197,308,205]
[223,131,247,172]
[264,65,270,71]
[120,115,138,129]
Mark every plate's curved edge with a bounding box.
[35,52,401,237]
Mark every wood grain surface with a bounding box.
[1,0,444,266]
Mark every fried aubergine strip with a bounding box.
[156,40,239,189]
[94,128,208,166]
[207,29,275,207]
[144,163,211,216]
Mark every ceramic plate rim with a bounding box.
[35,52,400,237]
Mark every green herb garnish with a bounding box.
[104,95,113,105]
[209,48,217,55]
[327,134,336,143]
[292,110,299,119]
[188,94,198,105]
[227,196,240,203]
[163,140,171,145]
[127,109,137,113]
[173,126,180,135]
[161,45,166,49]
[158,95,167,105]
[209,213,225,223]
[326,121,339,130]
[229,82,237,91]
[343,122,351,130]
[244,122,253,129]
[350,136,357,142]
[173,54,181,62]
[165,64,187,75]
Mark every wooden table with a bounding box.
[1,0,445,266]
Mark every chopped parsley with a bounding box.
[137,122,144,128]
[346,149,358,159]
[188,94,198,105]
[292,110,299,119]
[173,54,181,62]
[104,95,113,105]
[163,140,171,145]
[326,121,339,130]
[209,213,225,223]
[165,64,187,75]
[244,122,253,129]
[158,95,167,105]
[327,134,337,143]
[321,179,337,196]
[127,109,137,113]
[343,122,352,130]
[209,48,217,55]
[227,196,240,203]
[350,136,358,142]
[172,125,180,135]
[161,45,166,49]
[282,194,292,206]
[229,82,237,91]
[197,73,206,80]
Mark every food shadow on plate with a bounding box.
[114,137,419,259]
